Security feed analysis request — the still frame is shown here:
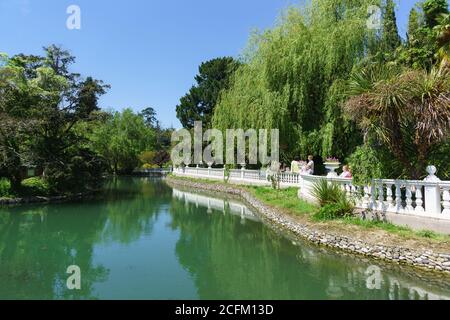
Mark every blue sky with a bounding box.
[0,0,439,128]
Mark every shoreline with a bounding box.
[0,192,96,206]
[166,175,450,276]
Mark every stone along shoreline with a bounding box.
[166,176,450,275]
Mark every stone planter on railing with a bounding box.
[324,162,341,177]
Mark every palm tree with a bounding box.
[434,13,450,70]
[344,63,450,179]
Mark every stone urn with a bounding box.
[324,162,341,177]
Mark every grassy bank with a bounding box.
[249,186,450,242]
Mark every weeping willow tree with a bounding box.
[213,0,382,163]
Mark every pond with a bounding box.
[0,177,449,300]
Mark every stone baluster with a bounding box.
[377,182,384,211]
[442,186,450,215]
[370,184,376,211]
[345,183,351,198]
[350,184,355,200]
[405,184,414,213]
[395,182,402,213]
[362,186,370,209]
[414,184,424,213]
[386,183,395,211]
[354,186,364,207]
[349,184,355,198]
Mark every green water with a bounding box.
[0,177,449,300]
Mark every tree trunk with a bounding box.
[10,174,22,193]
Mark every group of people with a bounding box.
[289,155,315,175]
[283,156,352,179]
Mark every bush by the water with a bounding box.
[0,178,12,198]
[313,201,354,221]
[21,177,50,196]
[312,179,345,206]
[312,179,355,220]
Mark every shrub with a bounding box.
[139,151,157,165]
[312,179,345,206]
[21,177,50,196]
[313,200,354,221]
[311,179,355,220]
[0,178,12,197]
[139,150,170,168]
[45,148,107,194]
[347,145,384,185]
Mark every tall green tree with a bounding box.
[176,57,241,129]
[140,107,159,128]
[0,46,109,194]
[407,7,421,44]
[397,1,448,69]
[213,0,376,162]
[139,107,173,168]
[90,109,155,174]
[434,12,450,68]
[382,0,401,52]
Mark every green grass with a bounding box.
[339,216,450,241]
[167,173,225,185]
[249,186,317,215]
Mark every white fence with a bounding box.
[174,166,301,187]
[133,168,172,176]
[173,165,450,225]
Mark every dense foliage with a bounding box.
[0,46,109,194]
[0,46,172,196]
[213,0,378,163]
[176,57,241,129]
[87,109,155,174]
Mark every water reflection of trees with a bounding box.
[0,204,108,299]
[169,190,450,300]
[0,177,172,299]
[99,177,172,244]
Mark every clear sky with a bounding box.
[0,0,439,128]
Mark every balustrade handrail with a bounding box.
[373,178,450,187]
[176,166,449,184]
